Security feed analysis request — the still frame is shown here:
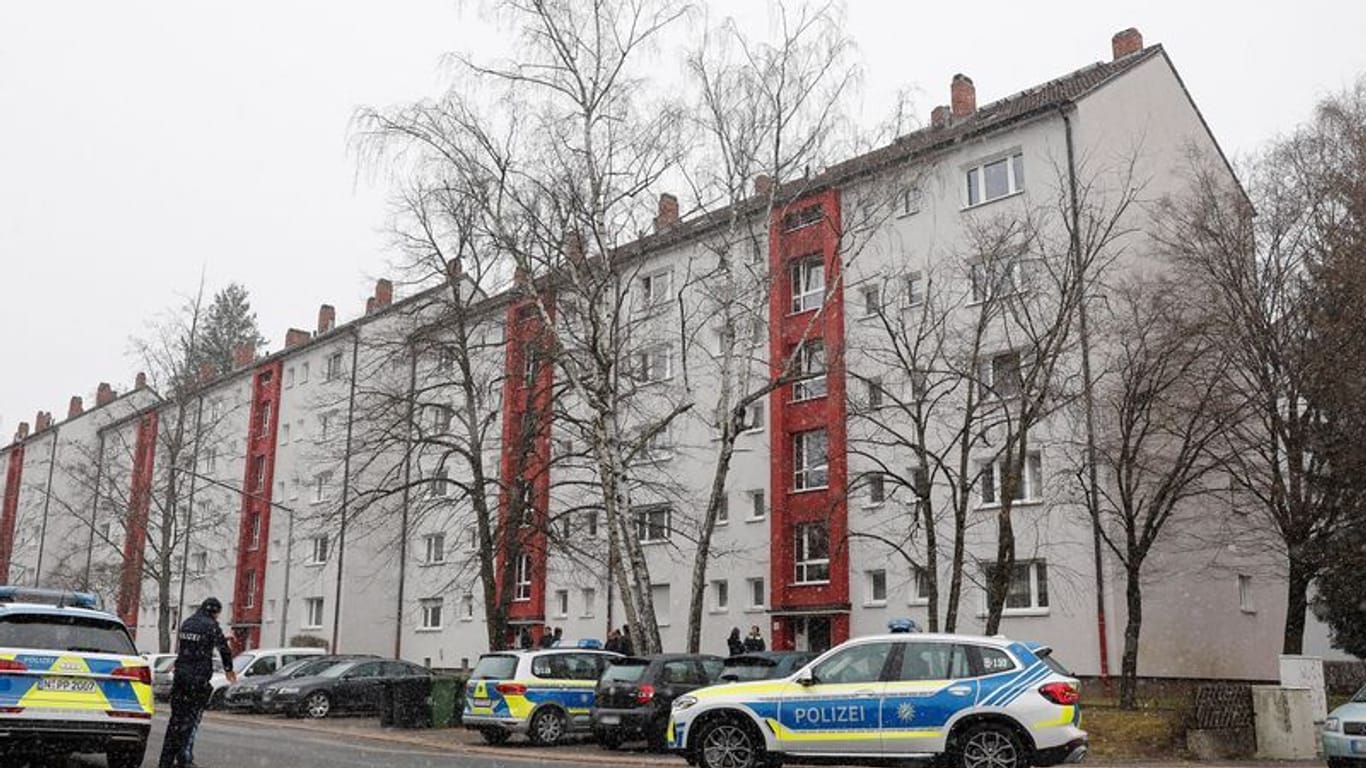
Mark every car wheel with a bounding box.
[1326,760,1352,768]
[957,723,1025,768]
[529,708,567,746]
[107,740,148,768]
[696,717,761,768]
[302,691,332,719]
[480,727,511,745]
[207,687,227,710]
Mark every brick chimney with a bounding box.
[14,422,29,442]
[374,279,393,309]
[95,382,116,407]
[34,411,52,432]
[365,297,377,315]
[232,343,256,369]
[285,328,311,348]
[134,372,146,389]
[930,105,951,129]
[653,193,680,233]
[754,174,774,198]
[951,74,976,118]
[317,304,336,334]
[68,396,84,419]
[1112,27,1143,60]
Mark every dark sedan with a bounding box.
[259,658,431,719]
[719,650,818,682]
[223,654,378,712]
[591,654,722,750]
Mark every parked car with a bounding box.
[718,651,818,682]
[223,654,377,712]
[208,646,327,708]
[155,654,224,702]
[259,658,431,719]
[463,647,621,745]
[1322,684,1366,767]
[143,652,177,701]
[592,654,723,750]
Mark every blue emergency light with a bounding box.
[888,618,921,634]
[577,638,603,649]
[0,586,99,609]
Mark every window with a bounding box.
[638,426,672,462]
[431,405,453,434]
[303,597,324,629]
[747,489,766,520]
[740,400,765,432]
[521,342,540,383]
[514,554,532,601]
[965,152,1025,206]
[210,399,222,422]
[429,466,451,498]
[1238,574,1254,613]
[978,452,1043,505]
[793,429,829,490]
[866,377,884,409]
[248,513,262,550]
[244,571,257,609]
[905,271,925,307]
[581,588,596,618]
[860,285,881,317]
[308,535,329,565]
[652,584,671,627]
[899,186,923,216]
[811,641,893,685]
[911,566,931,605]
[716,494,729,525]
[867,474,886,505]
[319,413,332,440]
[896,642,971,681]
[970,258,1023,303]
[280,422,291,445]
[747,577,766,609]
[190,551,208,576]
[711,580,729,612]
[866,569,887,605]
[462,594,475,621]
[204,447,218,474]
[325,352,344,381]
[585,511,598,537]
[418,598,444,630]
[424,533,446,564]
[300,362,310,383]
[979,351,1022,399]
[554,589,569,618]
[984,560,1049,612]
[638,269,672,310]
[313,472,331,503]
[633,345,673,383]
[794,522,830,584]
[635,505,671,543]
[782,204,823,231]
[251,455,266,492]
[790,255,825,313]
[792,341,827,401]
[436,346,455,372]
[286,366,295,388]
[910,466,930,511]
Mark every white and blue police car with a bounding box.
[668,631,1087,768]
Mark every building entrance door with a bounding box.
[794,616,833,652]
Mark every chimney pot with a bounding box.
[374,278,393,309]
[754,174,774,199]
[285,328,311,348]
[365,297,377,315]
[68,396,84,419]
[134,372,146,389]
[95,382,116,407]
[951,74,976,118]
[1112,27,1143,60]
[15,421,29,441]
[930,105,952,129]
[653,192,680,233]
[317,304,336,334]
[232,343,256,369]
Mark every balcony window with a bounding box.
[793,429,829,491]
[794,523,830,584]
[790,255,825,313]
[792,341,827,401]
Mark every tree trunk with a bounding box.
[157,572,172,652]
[1282,555,1313,655]
[1119,564,1143,710]
[686,436,736,653]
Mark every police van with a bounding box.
[463,645,621,745]
[668,632,1087,768]
[0,587,153,768]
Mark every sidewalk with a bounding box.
[203,711,1327,768]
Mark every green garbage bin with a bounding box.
[430,676,459,728]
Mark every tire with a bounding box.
[956,723,1026,768]
[695,716,762,768]
[480,727,511,745]
[529,708,567,746]
[301,691,333,719]
[1326,760,1353,768]
[207,686,227,710]
[107,740,148,768]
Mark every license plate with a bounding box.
[40,677,96,693]
[472,698,492,708]
[1352,740,1366,755]
[599,714,620,725]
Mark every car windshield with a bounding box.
[278,657,330,678]
[602,660,647,682]
[153,655,176,672]
[232,653,256,673]
[471,654,518,680]
[317,661,359,679]
[722,657,777,681]
[1035,647,1072,676]
[0,614,136,655]
[1353,686,1366,703]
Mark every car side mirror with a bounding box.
[796,673,817,687]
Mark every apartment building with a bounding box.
[0,28,1343,680]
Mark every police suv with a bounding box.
[668,632,1087,768]
[463,646,621,745]
[0,587,153,768]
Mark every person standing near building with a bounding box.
[619,625,635,656]
[159,597,236,768]
[744,625,765,652]
[727,627,745,657]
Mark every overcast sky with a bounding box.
[2,1,1363,434]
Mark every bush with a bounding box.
[288,634,330,650]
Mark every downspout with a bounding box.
[1062,103,1111,686]
[330,328,361,653]
[34,426,60,584]
[279,502,295,647]
[394,344,418,658]
[176,395,206,629]
[83,432,107,591]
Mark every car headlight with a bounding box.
[673,695,698,711]
[1324,717,1341,733]
[276,686,300,695]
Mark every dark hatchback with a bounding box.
[259,658,431,719]
[591,654,723,750]
[223,654,377,712]
[719,650,818,682]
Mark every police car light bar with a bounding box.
[577,638,604,649]
[887,618,922,634]
[0,586,100,609]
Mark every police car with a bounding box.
[0,587,153,768]
[668,632,1087,768]
[463,645,621,745]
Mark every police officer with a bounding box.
[159,597,236,768]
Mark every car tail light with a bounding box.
[113,666,153,686]
[495,682,527,695]
[107,710,152,719]
[0,659,27,673]
[1039,682,1079,705]
[636,684,655,704]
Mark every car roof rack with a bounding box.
[0,586,100,610]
